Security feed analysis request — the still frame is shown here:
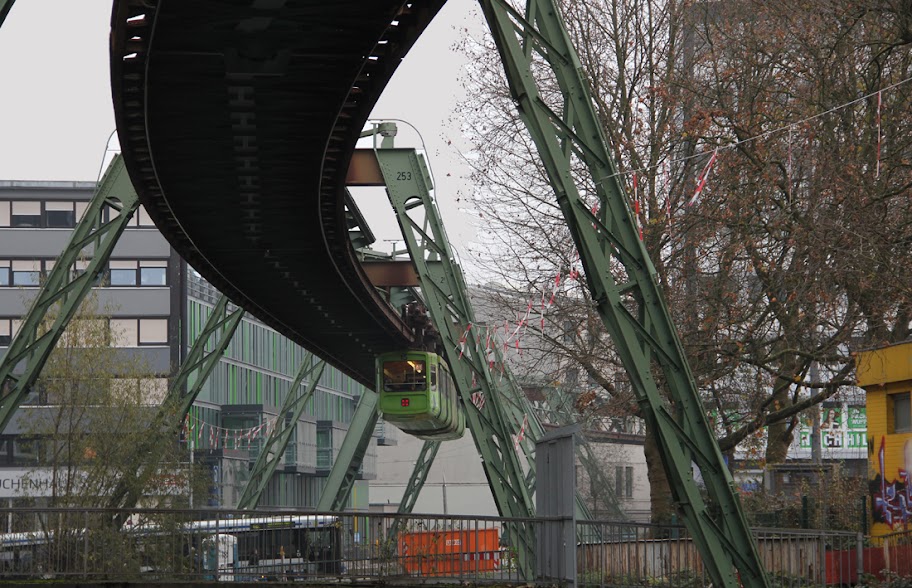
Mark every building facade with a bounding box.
[0,179,383,509]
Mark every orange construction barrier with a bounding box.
[399,528,501,576]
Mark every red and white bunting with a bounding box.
[457,323,472,359]
[689,149,718,206]
[514,415,529,449]
[471,391,486,411]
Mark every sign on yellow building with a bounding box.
[856,341,912,536]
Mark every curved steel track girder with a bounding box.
[110,0,448,385]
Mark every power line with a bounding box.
[611,73,912,181]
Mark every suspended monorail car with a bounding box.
[376,351,465,440]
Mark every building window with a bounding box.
[45,202,76,228]
[110,319,139,347]
[127,205,156,228]
[12,260,40,286]
[139,318,168,345]
[110,261,138,286]
[615,465,635,499]
[0,201,10,226]
[0,262,9,286]
[140,260,168,286]
[10,202,41,228]
[892,392,912,434]
[108,260,168,287]
[0,319,11,346]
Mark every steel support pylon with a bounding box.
[108,294,245,514]
[237,354,325,510]
[315,392,379,512]
[169,295,245,420]
[371,147,535,578]
[478,1,769,586]
[0,156,139,434]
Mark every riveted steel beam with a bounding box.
[478,1,769,586]
[0,156,139,434]
[237,354,325,510]
[372,146,536,578]
[315,391,379,512]
[108,294,244,515]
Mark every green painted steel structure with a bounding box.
[236,354,325,510]
[170,296,246,422]
[374,146,535,578]
[315,391,379,512]
[397,440,440,515]
[0,156,139,435]
[478,1,769,587]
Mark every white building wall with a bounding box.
[372,425,650,521]
[372,431,497,516]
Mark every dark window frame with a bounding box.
[893,392,912,434]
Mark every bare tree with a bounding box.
[460,0,912,521]
[15,296,206,577]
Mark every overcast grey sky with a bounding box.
[0,0,484,255]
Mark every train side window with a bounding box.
[430,366,437,389]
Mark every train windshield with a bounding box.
[382,360,427,392]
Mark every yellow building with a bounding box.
[856,341,912,536]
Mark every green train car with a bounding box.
[376,351,465,441]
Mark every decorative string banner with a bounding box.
[689,148,718,206]
[453,269,579,375]
[184,414,280,450]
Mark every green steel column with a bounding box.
[108,294,244,514]
[385,439,442,541]
[0,156,139,434]
[397,440,441,515]
[478,1,769,587]
[237,355,325,510]
[358,134,597,530]
[374,148,535,578]
[168,295,245,419]
[315,391,379,512]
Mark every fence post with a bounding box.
[819,531,827,586]
[536,424,579,587]
[856,532,864,584]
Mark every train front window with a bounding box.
[383,360,426,392]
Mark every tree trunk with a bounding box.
[644,428,675,525]
[764,381,793,465]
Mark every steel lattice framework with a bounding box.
[0,156,139,434]
[478,0,770,586]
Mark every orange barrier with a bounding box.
[399,528,501,576]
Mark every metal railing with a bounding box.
[873,527,912,580]
[0,507,906,586]
[0,508,532,584]
[578,520,862,587]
